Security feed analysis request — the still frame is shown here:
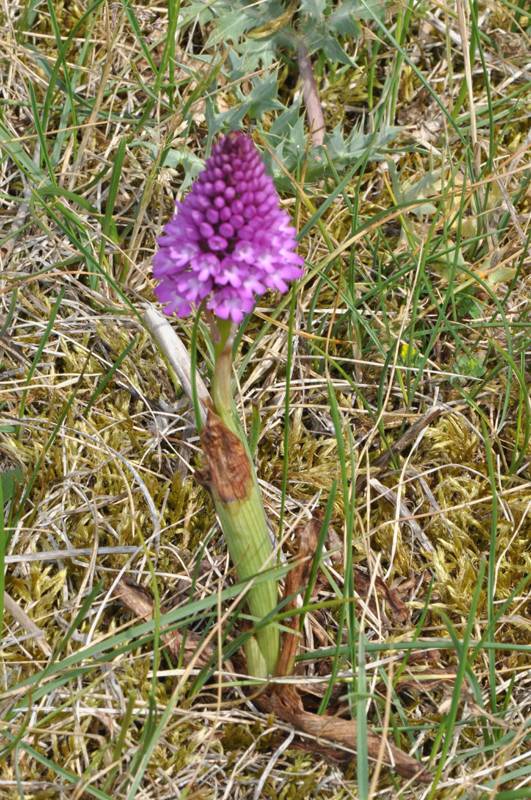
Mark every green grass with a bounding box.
[1,1,530,798]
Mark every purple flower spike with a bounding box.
[153,132,304,324]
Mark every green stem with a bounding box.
[210,318,279,678]
[212,319,235,429]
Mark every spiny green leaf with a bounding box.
[301,0,327,18]
[205,8,257,46]
[131,141,204,190]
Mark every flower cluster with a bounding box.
[153,132,304,323]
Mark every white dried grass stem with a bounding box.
[142,304,210,424]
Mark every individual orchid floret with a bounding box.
[153,132,304,323]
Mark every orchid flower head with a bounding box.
[153,132,304,324]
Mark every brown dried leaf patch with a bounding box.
[199,410,251,502]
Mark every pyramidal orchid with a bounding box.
[154,132,303,323]
[153,133,303,678]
